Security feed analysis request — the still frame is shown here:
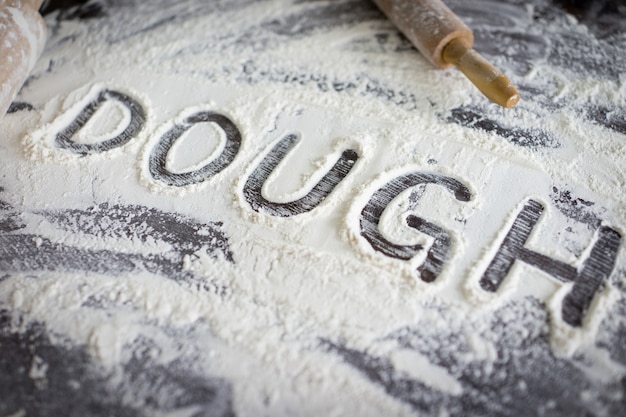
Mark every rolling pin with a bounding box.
[373,0,520,108]
[0,0,47,117]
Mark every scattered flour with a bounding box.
[0,1,624,416]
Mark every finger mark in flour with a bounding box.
[243,134,359,217]
[55,89,146,155]
[359,172,471,283]
[148,111,242,187]
[478,199,622,327]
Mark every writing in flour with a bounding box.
[1,1,625,415]
[23,83,623,329]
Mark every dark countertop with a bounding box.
[1,1,625,416]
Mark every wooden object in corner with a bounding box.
[0,0,47,117]
[373,0,520,108]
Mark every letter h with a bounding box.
[479,199,621,327]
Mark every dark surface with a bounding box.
[2,1,625,416]
[321,297,626,417]
[0,310,236,417]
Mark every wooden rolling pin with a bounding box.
[0,0,47,117]
[373,0,520,108]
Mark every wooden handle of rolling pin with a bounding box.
[0,0,47,117]
[372,0,519,108]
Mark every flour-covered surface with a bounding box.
[1,0,625,416]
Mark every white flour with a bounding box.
[0,1,625,416]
